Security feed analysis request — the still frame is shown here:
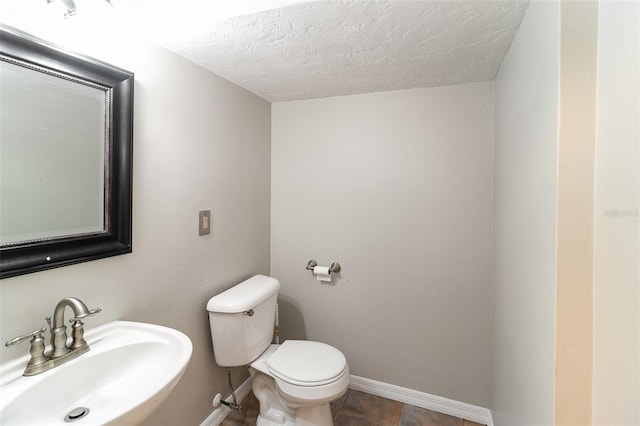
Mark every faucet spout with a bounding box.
[52,297,90,329]
[49,297,100,359]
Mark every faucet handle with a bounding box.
[5,328,50,376]
[70,307,101,322]
[67,308,100,350]
[5,327,47,347]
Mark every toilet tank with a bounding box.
[207,275,280,367]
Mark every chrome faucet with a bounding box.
[4,297,101,376]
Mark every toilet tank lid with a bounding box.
[207,275,280,313]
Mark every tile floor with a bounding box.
[220,389,486,426]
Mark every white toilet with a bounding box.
[207,275,350,426]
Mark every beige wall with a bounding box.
[491,1,560,424]
[0,17,270,426]
[271,83,494,407]
[493,2,640,425]
[593,1,640,424]
[555,1,598,424]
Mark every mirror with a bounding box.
[0,25,133,278]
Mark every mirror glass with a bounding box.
[0,60,108,245]
[0,25,133,279]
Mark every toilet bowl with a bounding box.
[250,342,349,425]
[207,275,350,426]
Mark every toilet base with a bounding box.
[256,414,295,426]
[254,401,334,426]
[293,404,334,426]
[251,370,336,426]
[256,404,333,426]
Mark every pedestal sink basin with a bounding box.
[0,321,192,426]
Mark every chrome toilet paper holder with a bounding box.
[305,259,341,273]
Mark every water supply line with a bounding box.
[211,368,241,411]
[226,368,240,410]
[274,302,280,344]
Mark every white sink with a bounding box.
[0,321,192,426]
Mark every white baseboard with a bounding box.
[200,374,494,426]
[349,375,493,426]
[201,376,253,426]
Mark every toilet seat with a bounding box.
[267,340,347,386]
[250,341,350,407]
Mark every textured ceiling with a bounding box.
[0,0,530,102]
[142,0,530,102]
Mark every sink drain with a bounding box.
[64,407,90,422]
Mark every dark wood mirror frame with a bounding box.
[0,25,133,279]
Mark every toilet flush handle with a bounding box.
[243,309,254,317]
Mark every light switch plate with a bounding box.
[199,210,211,236]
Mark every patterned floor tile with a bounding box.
[219,389,483,426]
[334,390,402,426]
[400,404,463,426]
